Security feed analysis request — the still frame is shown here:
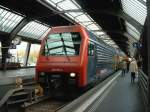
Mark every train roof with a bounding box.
[49,25,116,52]
[50,24,84,32]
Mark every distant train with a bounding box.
[36,25,118,90]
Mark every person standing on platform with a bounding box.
[121,60,127,76]
[129,58,138,83]
[126,59,130,73]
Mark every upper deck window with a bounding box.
[88,42,95,56]
[43,32,81,56]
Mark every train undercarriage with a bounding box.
[37,73,79,97]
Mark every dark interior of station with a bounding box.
[0,0,149,112]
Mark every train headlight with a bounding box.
[40,72,45,76]
[70,73,76,77]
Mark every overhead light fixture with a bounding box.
[96,31,105,35]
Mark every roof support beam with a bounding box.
[102,30,138,42]
[112,39,133,50]
[59,9,143,32]
[119,11,143,33]
[55,0,65,5]
[111,10,142,32]
[96,29,136,53]
[137,0,146,6]
[123,32,138,42]
[37,0,76,24]
[97,30,137,52]
[104,30,137,54]
[9,17,31,40]
[81,9,143,33]
[16,36,40,44]
[147,0,150,111]
[91,29,138,42]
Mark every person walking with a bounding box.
[126,60,130,73]
[121,60,127,76]
[129,58,138,83]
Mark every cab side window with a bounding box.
[88,43,94,56]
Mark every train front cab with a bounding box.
[36,25,90,91]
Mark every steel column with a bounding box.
[1,38,10,70]
[147,0,150,111]
[1,17,31,70]
[24,42,31,66]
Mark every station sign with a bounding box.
[9,43,16,49]
[133,42,142,49]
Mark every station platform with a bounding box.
[95,72,144,112]
[0,68,35,85]
[0,68,35,99]
[58,71,145,112]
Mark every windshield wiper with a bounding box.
[60,33,70,61]
[45,39,51,57]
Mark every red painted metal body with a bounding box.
[36,25,89,87]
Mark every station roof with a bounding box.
[0,0,147,56]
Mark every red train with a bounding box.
[36,25,117,90]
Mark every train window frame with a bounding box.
[42,32,82,56]
[88,42,95,56]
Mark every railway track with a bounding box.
[23,98,69,112]
[0,78,81,112]
[23,74,113,112]
[22,88,81,112]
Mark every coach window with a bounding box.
[88,43,94,56]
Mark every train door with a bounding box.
[87,42,97,83]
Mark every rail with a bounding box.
[138,69,148,107]
[58,71,121,112]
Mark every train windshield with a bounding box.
[43,32,81,56]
